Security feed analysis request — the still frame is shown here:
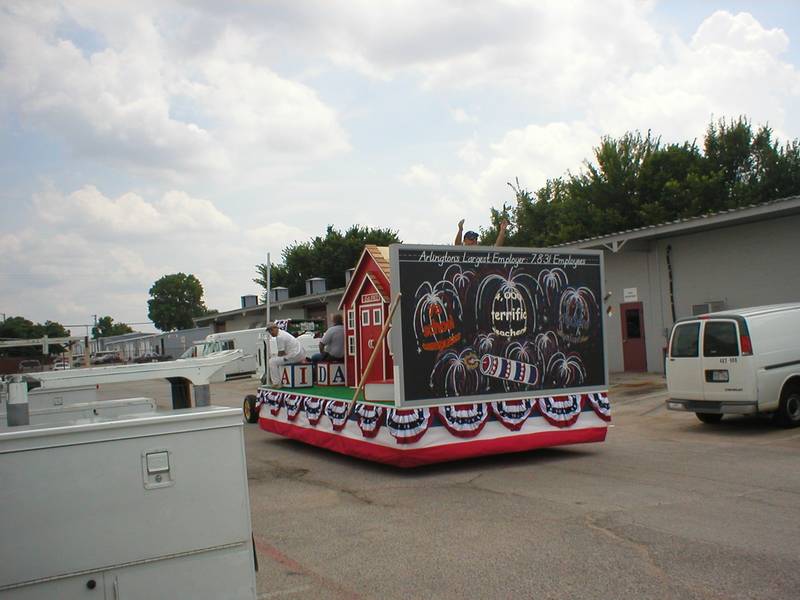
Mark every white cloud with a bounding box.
[692,10,789,54]
[401,164,441,188]
[0,4,349,181]
[587,11,800,142]
[457,139,483,166]
[33,185,234,236]
[191,0,663,105]
[451,108,477,123]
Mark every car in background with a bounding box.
[133,352,172,363]
[52,359,71,370]
[91,351,124,365]
[18,359,42,373]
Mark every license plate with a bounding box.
[708,370,729,382]
[667,402,683,410]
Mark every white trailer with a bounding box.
[0,404,257,599]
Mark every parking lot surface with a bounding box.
[98,375,800,599]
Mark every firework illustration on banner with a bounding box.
[430,346,488,396]
[413,276,464,353]
[444,264,475,298]
[544,352,587,387]
[534,331,559,365]
[474,269,539,340]
[537,268,568,327]
[557,286,598,344]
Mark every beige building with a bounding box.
[194,287,345,333]
[559,195,800,373]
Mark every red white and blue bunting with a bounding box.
[587,392,611,422]
[257,389,610,444]
[434,403,490,437]
[536,394,583,427]
[355,404,385,438]
[385,408,433,444]
[491,399,535,431]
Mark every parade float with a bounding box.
[248,244,611,467]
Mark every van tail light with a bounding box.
[740,335,753,356]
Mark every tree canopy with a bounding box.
[147,273,210,331]
[92,316,134,338]
[0,316,70,356]
[495,117,800,247]
[254,225,401,298]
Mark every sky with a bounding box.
[1,1,799,335]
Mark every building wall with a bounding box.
[158,327,211,358]
[601,247,660,373]
[600,214,800,373]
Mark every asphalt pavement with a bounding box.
[97,374,800,600]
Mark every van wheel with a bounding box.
[695,412,723,424]
[776,389,800,428]
[243,394,259,423]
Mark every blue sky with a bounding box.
[1,1,798,333]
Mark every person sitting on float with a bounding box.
[310,313,345,371]
[454,218,508,246]
[266,321,307,388]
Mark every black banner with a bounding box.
[390,245,607,406]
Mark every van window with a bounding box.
[671,323,700,357]
[703,321,739,357]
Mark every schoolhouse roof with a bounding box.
[338,245,391,309]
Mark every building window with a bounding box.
[348,335,356,356]
[361,309,370,326]
[373,308,382,326]
[347,309,355,330]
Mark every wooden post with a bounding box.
[348,293,401,416]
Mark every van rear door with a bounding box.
[700,318,754,402]
[667,321,703,400]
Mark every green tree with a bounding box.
[92,316,134,338]
[0,316,70,356]
[147,273,209,331]
[254,225,401,298]
[508,116,800,248]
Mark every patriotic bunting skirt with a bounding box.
[256,387,610,468]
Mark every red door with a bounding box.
[621,302,647,372]
[358,303,384,383]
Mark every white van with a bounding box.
[665,304,800,426]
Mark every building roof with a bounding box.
[366,245,390,277]
[556,194,800,250]
[338,245,391,309]
[100,332,154,343]
[193,287,345,327]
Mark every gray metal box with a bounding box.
[0,406,257,599]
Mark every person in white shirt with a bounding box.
[267,322,307,387]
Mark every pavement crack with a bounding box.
[584,512,667,580]
[584,512,730,600]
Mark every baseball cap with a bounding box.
[464,230,479,240]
